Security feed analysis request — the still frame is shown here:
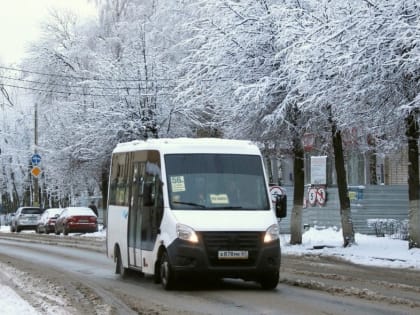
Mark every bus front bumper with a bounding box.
[166,238,280,280]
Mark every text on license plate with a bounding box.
[218,250,249,259]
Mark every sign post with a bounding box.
[31,152,41,206]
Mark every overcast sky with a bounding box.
[0,0,97,65]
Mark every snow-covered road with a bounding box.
[1,226,420,314]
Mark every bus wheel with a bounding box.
[153,260,161,284]
[259,270,279,290]
[160,251,175,290]
[115,247,128,278]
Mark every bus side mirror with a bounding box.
[143,182,154,206]
[275,194,287,218]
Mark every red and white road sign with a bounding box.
[308,188,317,206]
[316,188,326,205]
[307,186,327,206]
[269,186,285,203]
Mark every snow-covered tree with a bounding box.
[0,78,34,209]
[283,0,419,247]
[1,0,418,250]
[18,0,191,205]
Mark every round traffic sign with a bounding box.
[308,188,317,206]
[316,188,326,205]
[31,153,41,165]
[269,186,285,203]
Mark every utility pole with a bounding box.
[33,102,39,206]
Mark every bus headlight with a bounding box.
[264,224,279,243]
[176,223,199,243]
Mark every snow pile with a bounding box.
[281,227,420,269]
[0,260,76,315]
[0,284,39,314]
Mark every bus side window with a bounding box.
[109,179,117,204]
[117,177,127,205]
[143,175,163,208]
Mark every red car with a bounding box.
[54,207,98,235]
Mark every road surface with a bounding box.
[0,233,419,315]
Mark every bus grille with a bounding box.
[200,232,262,267]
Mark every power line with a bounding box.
[0,65,175,82]
[1,65,237,98]
[1,83,132,97]
[0,74,142,90]
[0,65,235,83]
[1,83,176,97]
[0,74,176,91]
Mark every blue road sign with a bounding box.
[31,153,41,165]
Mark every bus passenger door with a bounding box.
[141,170,164,252]
[128,162,144,269]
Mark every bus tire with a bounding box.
[154,260,161,284]
[160,251,176,290]
[259,270,279,290]
[115,247,128,278]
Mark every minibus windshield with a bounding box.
[165,154,270,210]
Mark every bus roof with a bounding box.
[112,138,262,155]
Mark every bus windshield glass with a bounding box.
[165,154,270,210]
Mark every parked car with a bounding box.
[54,207,98,235]
[36,208,63,234]
[10,207,43,232]
[5,213,15,226]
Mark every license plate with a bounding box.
[79,220,89,223]
[218,250,248,259]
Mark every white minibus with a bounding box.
[106,138,287,290]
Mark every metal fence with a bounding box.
[278,185,409,237]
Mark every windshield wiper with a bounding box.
[206,206,243,210]
[172,201,206,209]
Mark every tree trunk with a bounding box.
[406,111,420,249]
[332,124,355,247]
[290,136,305,245]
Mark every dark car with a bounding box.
[54,207,98,235]
[10,207,43,232]
[36,208,63,234]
